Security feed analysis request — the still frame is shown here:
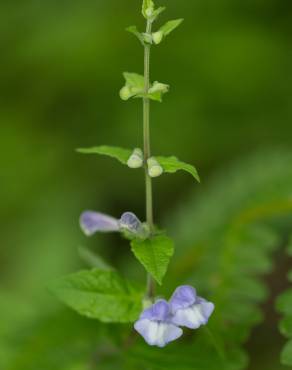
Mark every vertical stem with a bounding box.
[143,20,155,299]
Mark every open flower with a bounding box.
[169,285,215,329]
[80,210,145,237]
[134,300,183,348]
[80,211,120,236]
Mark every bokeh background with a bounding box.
[0,0,291,369]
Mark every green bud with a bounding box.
[147,157,163,178]
[127,148,144,168]
[119,86,132,101]
[142,0,155,19]
[148,81,169,94]
[145,7,154,18]
[143,33,153,44]
[152,31,163,45]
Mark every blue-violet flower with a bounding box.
[169,285,215,329]
[134,299,183,347]
[80,211,143,237]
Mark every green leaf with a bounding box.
[156,156,200,182]
[120,73,169,102]
[281,340,292,366]
[152,6,166,21]
[120,72,145,100]
[147,81,169,102]
[126,26,144,45]
[276,289,292,315]
[153,19,184,44]
[142,0,154,19]
[123,72,145,89]
[50,269,144,323]
[279,315,292,338]
[160,19,184,36]
[131,234,174,285]
[77,145,132,165]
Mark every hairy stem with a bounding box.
[143,19,155,299]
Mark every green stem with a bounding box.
[143,20,155,299]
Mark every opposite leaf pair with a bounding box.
[127,148,163,178]
[120,72,169,102]
[135,285,215,347]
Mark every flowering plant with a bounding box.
[51,0,214,348]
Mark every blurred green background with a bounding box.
[0,0,291,369]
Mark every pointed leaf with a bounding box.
[153,19,184,45]
[50,269,144,323]
[120,73,169,102]
[131,234,174,285]
[160,19,184,37]
[152,6,166,20]
[123,72,145,89]
[77,145,132,165]
[156,156,200,182]
[126,26,144,45]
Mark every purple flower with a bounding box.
[169,285,215,329]
[134,300,183,347]
[80,211,143,237]
[80,211,120,236]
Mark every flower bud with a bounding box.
[143,33,153,44]
[152,31,163,45]
[148,81,169,94]
[147,157,163,178]
[119,212,142,233]
[145,7,154,18]
[127,148,144,168]
[119,86,132,101]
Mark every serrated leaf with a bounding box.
[131,234,174,285]
[126,26,144,45]
[156,156,200,182]
[281,340,292,366]
[77,145,132,165]
[160,19,184,37]
[50,269,144,323]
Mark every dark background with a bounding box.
[0,0,291,369]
